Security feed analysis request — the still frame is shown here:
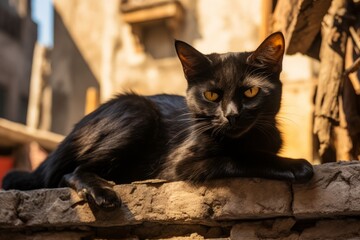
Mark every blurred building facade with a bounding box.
[0,0,37,124]
[0,0,39,186]
[44,0,314,161]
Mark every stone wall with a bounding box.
[1,162,360,239]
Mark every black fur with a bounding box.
[2,32,313,209]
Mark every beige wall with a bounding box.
[52,0,264,99]
[279,81,315,160]
[51,4,100,134]
[113,0,264,96]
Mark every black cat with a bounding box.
[2,32,313,209]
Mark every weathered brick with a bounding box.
[293,161,360,218]
[230,218,297,240]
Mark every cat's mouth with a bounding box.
[217,118,258,138]
[224,125,253,138]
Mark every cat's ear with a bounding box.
[175,40,211,80]
[247,32,285,72]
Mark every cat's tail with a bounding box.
[2,166,45,190]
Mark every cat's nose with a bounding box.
[226,115,239,126]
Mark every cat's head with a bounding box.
[175,32,285,138]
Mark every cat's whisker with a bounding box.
[167,125,197,144]
[211,122,227,139]
[276,117,298,126]
[259,111,299,127]
[190,123,214,139]
[254,117,281,140]
[254,123,277,142]
[177,112,193,117]
[176,113,210,123]
[167,120,212,144]
[256,119,278,130]
[175,116,210,126]
[192,124,213,137]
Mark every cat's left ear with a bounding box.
[247,32,285,72]
[175,40,211,80]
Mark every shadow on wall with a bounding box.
[50,9,99,135]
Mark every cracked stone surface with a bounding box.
[293,161,360,218]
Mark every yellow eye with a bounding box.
[204,91,220,102]
[244,87,260,98]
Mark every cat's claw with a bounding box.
[80,187,122,210]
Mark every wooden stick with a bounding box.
[344,57,360,75]
[348,74,360,95]
[350,27,360,50]
[344,53,360,95]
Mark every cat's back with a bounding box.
[70,93,188,141]
[147,94,187,119]
[73,93,185,128]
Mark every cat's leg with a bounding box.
[57,96,164,210]
[240,154,314,183]
[277,157,314,183]
[60,166,121,210]
[175,153,313,184]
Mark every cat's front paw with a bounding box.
[80,187,122,211]
[288,158,314,183]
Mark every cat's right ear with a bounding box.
[246,32,285,72]
[175,40,211,80]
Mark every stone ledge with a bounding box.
[0,162,359,239]
[0,179,291,228]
